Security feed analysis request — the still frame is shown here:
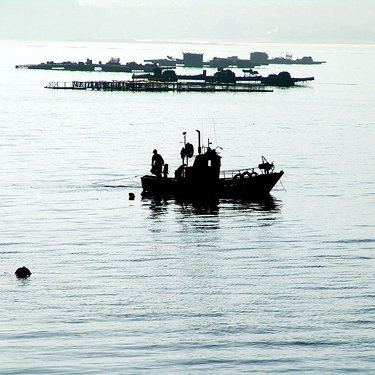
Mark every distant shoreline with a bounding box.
[1,38,375,48]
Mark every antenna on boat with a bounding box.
[196,129,201,155]
[182,131,189,167]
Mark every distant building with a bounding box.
[183,53,203,67]
[250,52,269,65]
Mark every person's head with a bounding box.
[153,149,157,154]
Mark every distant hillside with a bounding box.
[0,0,374,44]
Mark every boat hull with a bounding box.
[141,171,284,199]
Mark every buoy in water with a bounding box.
[129,192,135,200]
[15,266,31,278]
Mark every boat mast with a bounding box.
[196,129,201,155]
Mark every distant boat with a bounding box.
[15,57,157,73]
[141,131,284,199]
[133,68,314,87]
[259,71,314,87]
[250,51,325,65]
[268,55,326,65]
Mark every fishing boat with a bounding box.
[141,131,284,199]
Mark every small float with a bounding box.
[141,131,284,199]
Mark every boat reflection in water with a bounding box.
[146,194,281,217]
[146,196,220,217]
[221,195,281,213]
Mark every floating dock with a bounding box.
[45,80,273,93]
[133,69,315,88]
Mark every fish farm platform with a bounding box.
[45,80,273,93]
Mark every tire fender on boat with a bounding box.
[241,171,258,179]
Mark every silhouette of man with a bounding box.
[151,149,164,178]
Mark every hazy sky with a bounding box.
[0,0,374,44]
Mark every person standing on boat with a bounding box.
[151,149,164,178]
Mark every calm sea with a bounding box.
[0,40,374,374]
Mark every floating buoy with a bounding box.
[15,266,31,278]
[129,192,135,200]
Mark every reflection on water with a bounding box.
[145,194,281,216]
[175,197,220,216]
[147,197,170,216]
[221,195,282,213]
[143,195,283,252]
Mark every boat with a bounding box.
[15,57,157,73]
[250,52,325,65]
[141,131,284,199]
[132,68,313,87]
[259,71,314,87]
[268,55,326,65]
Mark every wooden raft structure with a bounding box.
[45,80,273,92]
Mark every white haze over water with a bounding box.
[0,0,374,44]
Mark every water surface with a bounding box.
[0,40,374,374]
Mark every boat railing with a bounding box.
[45,81,62,89]
[220,168,256,180]
[45,81,81,89]
[45,81,94,90]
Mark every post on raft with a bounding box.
[196,129,201,155]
